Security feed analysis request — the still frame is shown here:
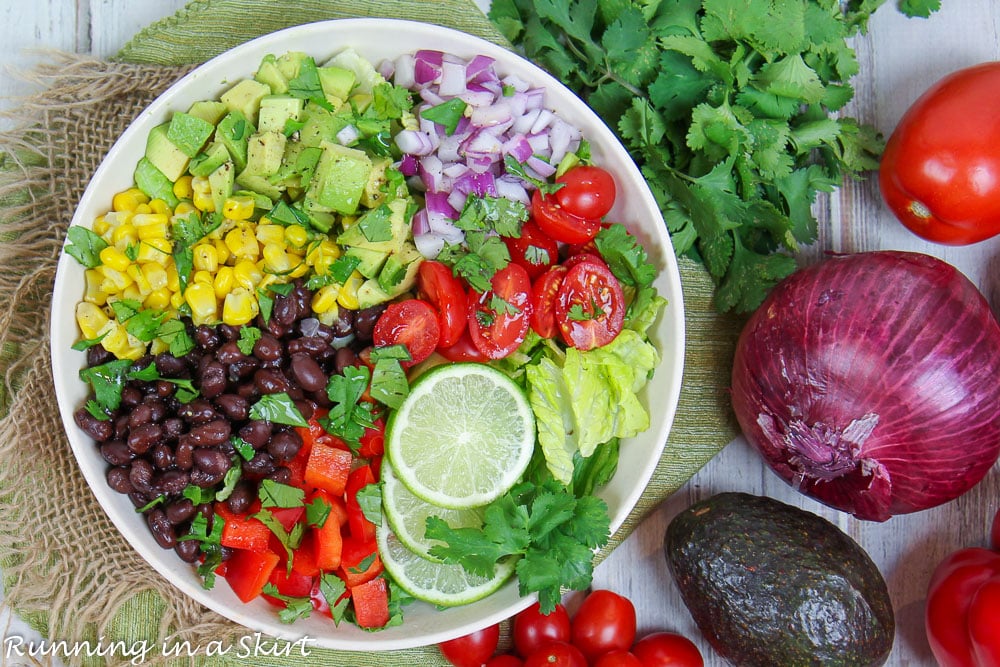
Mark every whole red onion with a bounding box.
[731,251,1000,521]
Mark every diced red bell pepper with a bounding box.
[351,576,390,629]
[262,565,314,608]
[291,531,320,578]
[216,502,271,553]
[268,506,305,533]
[357,418,386,458]
[307,488,349,527]
[311,495,344,572]
[304,440,354,496]
[225,549,280,603]
[339,534,382,588]
[346,465,377,543]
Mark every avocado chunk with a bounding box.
[318,65,356,103]
[258,95,304,134]
[208,162,235,215]
[345,245,389,279]
[144,123,190,183]
[189,141,231,178]
[215,111,255,173]
[276,51,310,81]
[186,100,229,126]
[665,493,894,667]
[255,54,289,95]
[306,141,373,215]
[298,102,349,148]
[377,242,422,294]
[220,78,272,123]
[336,198,408,255]
[133,157,179,208]
[166,112,216,158]
[356,278,393,310]
[244,131,287,178]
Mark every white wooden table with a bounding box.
[1,3,998,666]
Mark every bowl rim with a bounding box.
[49,17,686,651]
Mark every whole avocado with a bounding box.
[664,492,894,666]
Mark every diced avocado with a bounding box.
[234,189,274,211]
[305,210,335,234]
[323,48,384,95]
[208,162,235,215]
[215,111,255,173]
[144,123,190,183]
[356,278,393,310]
[254,55,289,95]
[360,157,392,209]
[336,198,408,254]
[244,131,287,178]
[377,242,422,294]
[220,79,272,123]
[189,141,231,178]
[277,51,310,81]
[307,141,372,215]
[186,100,228,126]
[270,144,322,189]
[167,112,215,158]
[134,157,180,208]
[346,245,389,279]
[235,169,283,201]
[298,102,348,148]
[318,66,356,103]
[258,95,305,134]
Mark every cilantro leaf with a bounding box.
[237,326,262,356]
[249,392,309,427]
[259,479,305,508]
[261,583,313,624]
[64,226,108,268]
[319,573,350,625]
[420,98,468,136]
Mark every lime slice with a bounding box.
[386,362,535,509]
[376,518,516,607]
[381,459,485,562]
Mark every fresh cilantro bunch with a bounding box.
[490,0,940,312]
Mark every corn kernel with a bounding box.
[214,239,231,266]
[174,201,198,217]
[110,224,138,248]
[149,199,171,215]
[165,263,180,292]
[169,291,186,310]
[337,270,364,310]
[223,195,256,221]
[100,322,129,356]
[76,302,111,340]
[148,338,170,355]
[222,287,257,326]
[312,284,340,314]
[192,270,214,286]
[133,213,170,241]
[284,224,309,248]
[262,243,292,273]
[99,267,131,294]
[191,176,212,195]
[213,266,236,300]
[225,226,260,260]
[92,216,111,236]
[185,283,218,325]
[173,175,194,201]
[141,263,168,291]
[192,243,219,272]
[144,288,172,311]
[112,188,148,213]
[99,246,131,273]
[83,269,107,306]
[233,260,263,290]
[255,224,285,246]
[135,203,153,215]
[193,190,215,212]
[288,262,309,278]
[121,284,143,303]
[126,265,153,296]
[257,273,280,291]
[137,238,172,264]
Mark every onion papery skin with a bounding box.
[731,251,1000,521]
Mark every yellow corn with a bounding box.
[144,288,172,311]
[169,291,186,310]
[92,216,111,237]
[288,262,309,279]
[214,239,231,266]
[100,322,130,356]
[137,238,172,264]
[213,266,236,300]
[110,223,138,248]
[285,224,308,248]
[133,213,170,240]
[311,284,340,314]
[337,270,363,309]
[75,302,111,340]
[121,283,143,303]
[262,243,292,273]
[222,287,257,326]
[112,188,149,213]
[225,226,259,260]
[192,269,214,286]
[165,263,180,292]
[233,260,263,290]
[134,203,153,215]
[184,282,218,325]
[148,338,170,355]
[257,272,280,292]
[173,175,194,201]
[192,243,219,272]
[99,266,132,294]
[149,199,171,215]
[140,262,168,291]
[174,201,198,217]
[98,246,131,273]
[223,196,256,221]
[255,224,285,245]
[126,264,153,296]
[83,269,107,306]
[193,190,215,212]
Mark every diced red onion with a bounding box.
[501,74,530,93]
[398,154,418,177]
[414,50,443,85]
[466,55,497,83]
[419,155,446,191]
[424,190,459,219]
[436,135,462,163]
[502,134,534,163]
[526,132,550,156]
[393,54,416,89]
[442,162,469,179]
[439,60,468,97]
[526,156,556,179]
[395,130,435,156]
[414,231,447,258]
[512,109,542,135]
[377,59,395,81]
[447,189,468,213]
[419,89,445,107]
[336,124,360,146]
[458,89,497,108]
[523,89,545,111]
[412,208,430,235]
[530,109,555,135]
[495,175,531,203]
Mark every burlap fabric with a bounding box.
[0,1,742,665]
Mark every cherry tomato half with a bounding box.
[513,602,571,658]
[372,299,441,367]
[555,165,617,220]
[438,624,501,667]
[631,632,704,667]
[467,263,532,359]
[417,260,467,348]
[437,328,490,363]
[554,261,625,351]
[531,189,601,245]
[529,266,567,340]
[504,220,560,281]
[570,590,636,662]
[523,642,587,667]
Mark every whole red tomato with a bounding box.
[926,547,1000,667]
[523,642,587,667]
[513,602,571,658]
[879,62,1000,245]
[592,649,643,667]
[486,656,523,667]
[631,632,704,667]
[438,624,500,667]
[570,589,636,662]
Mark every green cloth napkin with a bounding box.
[0,1,742,664]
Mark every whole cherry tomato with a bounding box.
[570,589,636,662]
[555,165,617,219]
[531,189,601,245]
[926,547,1000,667]
[592,649,643,667]
[553,260,625,351]
[513,601,571,658]
[879,62,1000,245]
[631,632,704,667]
[438,624,501,667]
[436,328,490,363]
[486,656,523,667]
[523,642,587,667]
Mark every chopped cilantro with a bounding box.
[259,478,306,509]
[64,226,108,268]
[420,98,468,135]
[237,326,262,355]
[261,584,313,624]
[249,392,309,427]
[356,205,394,243]
[319,573,350,625]
[306,496,332,528]
[503,155,563,195]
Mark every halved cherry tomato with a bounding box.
[563,252,608,271]
[523,642,587,667]
[373,298,441,366]
[529,266,567,339]
[437,328,490,363]
[467,264,532,359]
[555,165,617,219]
[570,589,636,662]
[531,189,601,245]
[631,632,704,667]
[513,601,571,658]
[554,261,625,351]
[438,624,501,667]
[417,260,468,348]
[504,220,560,280]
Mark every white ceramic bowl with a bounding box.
[50,18,685,651]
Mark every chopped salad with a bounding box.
[66,46,666,630]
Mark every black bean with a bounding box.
[113,414,130,440]
[267,429,303,462]
[129,492,152,508]
[127,423,162,454]
[121,386,143,408]
[100,440,134,466]
[194,325,221,351]
[157,470,190,495]
[254,368,290,394]
[151,444,173,469]
[264,318,287,339]
[147,509,176,549]
[199,361,227,399]
[75,407,114,442]
[193,448,230,476]
[295,399,316,421]
[267,466,292,484]
[329,309,355,338]
[214,393,248,421]
[218,324,239,341]
[195,503,214,522]
[86,345,114,367]
[190,467,226,488]
[293,284,312,315]
[287,336,327,357]
[154,353,187,377]
[253,334,283,361]
[188,419,231,447]
[165,499,196,525]
[236,382,260,402]
[290,353,326,391]
[128,402,155,429]
[244,452,275,477]
[162,417,185,440]
[175,538,200,563]
[228,357,260,381]
[129,459,155,493]
[238,420,272,449]
[215,341,245,364]
[106,467,134,494]
[175,437,194,470]
[226,482,254,514]
[178,399,217,424]
[310,389,333,409]
[354,305,385,341]
[153,380,176,399]
[334,347,358,374]
[272,294,299,327]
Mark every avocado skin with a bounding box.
[664,492,894,667]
